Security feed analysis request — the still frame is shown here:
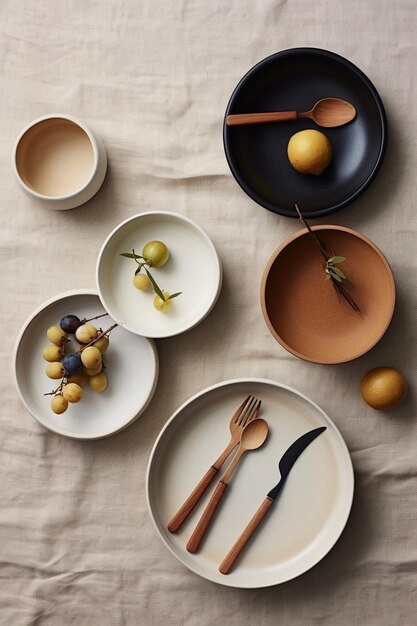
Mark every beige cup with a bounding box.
[14,114,107,210]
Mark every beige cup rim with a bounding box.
[13,113,99,201]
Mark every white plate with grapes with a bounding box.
[96,212,222,338]
[13,289,158,439]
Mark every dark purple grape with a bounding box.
[60,315,81,334]
[63,353,83,374]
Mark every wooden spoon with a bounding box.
[167,395,261,533]
[186,418,269,553]
[226,97,356,128]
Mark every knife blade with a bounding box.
[219,426,326,575]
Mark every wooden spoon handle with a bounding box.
[167,466,218,533]
[186,481,227,553]
[226,111,297,126]
[219,497,273,574]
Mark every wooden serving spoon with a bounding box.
[186,418,269,553]
[226,97,356,128]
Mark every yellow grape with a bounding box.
[43,345,64,362]
[67,371,89,387]
[81,346,102,369]
[47,326,68,345]
[94,336,109,353]
[45,362,65,380]
[75,324,98,344]
[62,383,83,403]
[84,364,103,376]
[51,395,68,414]
[89,372,108,392]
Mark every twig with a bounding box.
[294,203,360,313]
[83,313,109,323]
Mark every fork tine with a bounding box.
[240,398,261,428]
[236,396,254,426]
[236,395,257,427]
[232,395,251,423]
[244,398,261,427]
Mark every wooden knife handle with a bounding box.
[219,497,273,574]
[167,466,218,533]
[186,481,228,553]
[226,111,297,126]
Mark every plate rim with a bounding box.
[146,377,355,588]
[96,210,223,338]
[223,46,388,218]
[13,288,159,440]
[260,225,396,364]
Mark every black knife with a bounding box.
[219,426,326,574]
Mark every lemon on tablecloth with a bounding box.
[361,367,407,410]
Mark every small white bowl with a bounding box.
[13,289,158,439]
[14,114,107,210]
[96,212,222,338]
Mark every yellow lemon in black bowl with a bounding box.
[287,129,333,175]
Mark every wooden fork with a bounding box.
[167,395,260,533]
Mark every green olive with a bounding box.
[142,240,170,268]
[153,291,173,312]
[133,273,151,291]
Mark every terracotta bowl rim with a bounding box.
[260,224,396,364]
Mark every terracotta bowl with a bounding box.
[260,226,395,364]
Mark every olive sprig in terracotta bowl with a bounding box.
[260,210,395,364]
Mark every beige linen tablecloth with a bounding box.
[1,1,416,624]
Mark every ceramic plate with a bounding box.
[146,379,354,588]
[224,48,387,218]
[96,212,222,338]
[13,290,158,439]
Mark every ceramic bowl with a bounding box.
[13,289,158,439]
[96,211,222,338]
[14,114,107,210]
[224,48,387,218]
[260,225,395,364]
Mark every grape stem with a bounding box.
[82,313,109,323]
[44,377,67,396]
[77,323,118,352]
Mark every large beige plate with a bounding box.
[146,378,354,588]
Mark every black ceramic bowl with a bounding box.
[224,48,387,218]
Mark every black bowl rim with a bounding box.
[223,47,388,219]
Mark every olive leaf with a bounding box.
[328,269,342,282]
[144,268,165,301]
[327,256,346,265]
[120,252,140,259]
[168,292,182,300]
[331,266,347,280]
[120,250,145,260]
